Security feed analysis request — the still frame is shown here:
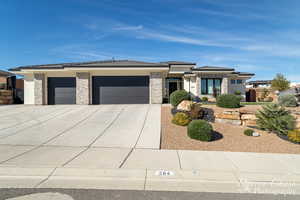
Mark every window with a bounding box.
[231,79,243,84]
[201,78,222,95]
[237,79,243,84]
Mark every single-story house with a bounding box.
[9,60,254,105]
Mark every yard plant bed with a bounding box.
[161,105,300,154]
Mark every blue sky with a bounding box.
[1,0,300,82]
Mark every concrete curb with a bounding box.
[0,166,299,195]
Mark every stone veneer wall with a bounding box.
[34,73,45,105]
[76,72,90,105]
[150,72,162,104]
[221,76,229,94]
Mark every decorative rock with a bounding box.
[242,120,257,127]
[241,114,257,120]
[215,110,240,120]
[252,132,260,137]
[177,100,193,111]
[215,118,242,126]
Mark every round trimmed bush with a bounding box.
[278,94,298,107]
[170,90,190,107]
[244,129,254,136]
[172,112,191,126]
[201,97,208,102]
[234,90,241,95]
[287,130,300,143]
[216,94,241,108]
[187,120,213,141]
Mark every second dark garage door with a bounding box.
[92,76,149,104]
[48,77,76,105]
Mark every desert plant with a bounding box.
[201,97,208,102]
[278,94,298,107]
[256,104,295,135]
[187,120,213,141]
[216,94,241,108]
[244,129,254,136]
[234,90,241,95]
[287,129,300,143]
[170,90,190,107]
[172,112,191,126]
[271,74,290,92]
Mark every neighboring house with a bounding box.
[246,80,272,88]
[9,60,254,105]
[0,70,15,89]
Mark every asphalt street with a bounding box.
[1,189,299,200]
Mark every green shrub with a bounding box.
[278,94,298,107]
[234,90,241,95]
[187,120,213,141]
[216,94,241,108]
[170,90,190,107]
[256,104,295,135]
[244,129,254,136]
[172,112,191,126]
[288,130,300,143]
[201,97,208,102]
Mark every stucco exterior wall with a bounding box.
[24,74,35,105]
[183,76,197,96]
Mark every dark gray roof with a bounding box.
[232,72,255,76]
[0,70,15,77]
[247,80,271,85]
[160,61,196,65]
[192,66,235,71]
[10,60,169,71]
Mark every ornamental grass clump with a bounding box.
[256,104,295,135]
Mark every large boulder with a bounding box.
[176,100,204,119]
[177,100,193,111]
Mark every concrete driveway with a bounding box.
[0,104,161,168]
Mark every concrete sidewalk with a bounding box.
[0,149,299,195]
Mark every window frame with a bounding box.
[201,78,222,95]
[236,79,243,84]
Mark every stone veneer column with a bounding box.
[196,76,201,96]
[34,73,45,105]
[221,76,229,94]
[150,72,162,104]
[76,72,90,105]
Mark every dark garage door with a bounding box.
[92,76,149,104]
[48,77,76,105]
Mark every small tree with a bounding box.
[271,74,290,92]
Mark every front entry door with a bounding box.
[169,82,178,96]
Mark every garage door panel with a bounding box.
[100,87,149,96]
[93,76,149,104]
[48,78,76,105]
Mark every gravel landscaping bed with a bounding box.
[161,105,300,154]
